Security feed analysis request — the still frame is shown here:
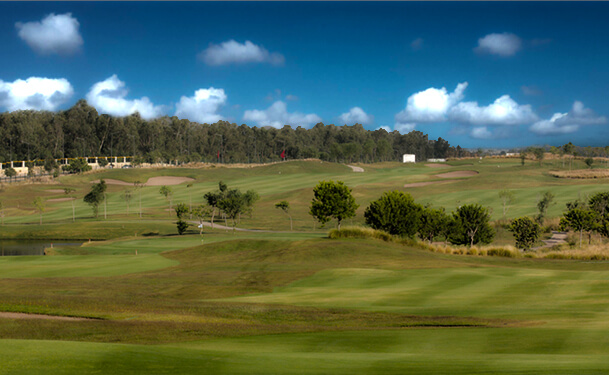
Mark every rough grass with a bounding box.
[549,169,609,179]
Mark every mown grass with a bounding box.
[3,159,609,373]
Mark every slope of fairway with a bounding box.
[0,254,177,278]
[226,265,609,327]
[3,330,609,375]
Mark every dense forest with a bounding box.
[0,99,471,164]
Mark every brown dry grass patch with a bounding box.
[549,169,609,179]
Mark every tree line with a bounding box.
[0,99,472,164]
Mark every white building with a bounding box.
[403,154,416,163]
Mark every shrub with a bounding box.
[365,191,422,238]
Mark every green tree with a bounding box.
[64,158,91,174]
[509,216,541,250]
[275,200,292,231]
[563,142,575,170]
[191,204,212,235]
[33,196,45,225]
[310,180,359,230]
[589,192,609,238]
[584,157,594,168]
[243,189,260,219]
[560,204,596,247]
[418,206,449,243]
[98,157,109,167]
[532,147,545,166]
[204,182,227,230]
[64,187,76,222]
[449,204,495,247]
[159,185,173,216]
[536,191,555,224]
[498,189,515,219]
[4,167,17,182]
[364,190,422,237]
[0,200,4,225]
[84,179,107,218]
[174,203,189,235]
[217,188,248,231]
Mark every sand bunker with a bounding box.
[347,165,364,172]
[92,176,195,186]
[435,171,478,178]
[0,312,91,321]
[425,163,451,168]
[404,180,458,188]
[47,197,75,202]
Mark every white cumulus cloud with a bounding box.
[394,122,416,134]
[339,107,373,125]
[376,126,392,133]
[86,75,164,120]
[16,13,83,55]
[474,32,522,57]
[0,77,73,111]
[199,40,285,66]
[243,101,321,128]
[530,101,607,135]
[175,88,226,124]
[449,95,538,126]
[470,126,493,139]
[395,82,468,123]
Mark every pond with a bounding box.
[0,240,82,256]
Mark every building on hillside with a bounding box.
[403,154,416,163]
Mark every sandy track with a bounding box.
[92,176,195,186]
[47,197,75,202]
[46,189,67,193]
[425,163,451,168]
[404,180,459,188]
[347,165,364,172]
[435,171,478,178]
[0,312,92,321]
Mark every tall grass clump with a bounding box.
[328,226,393,242]
[542,245,609,260]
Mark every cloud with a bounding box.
[470,126,493,139]
[411,37,424,51]
[530,101,607,135]
[395,82,468,123]
[521,85,542,96]
[199,40,285,66]
[449,95,538,126]
[376,126,392,132]
[339,107,373,125]
[86,75,164,120]
[16,13,83,55]
[285,94,299,101]
[243,101,321,128]
[174,87,227,124]
[0,77,73,111]
[394,122,416,134]
[474,32,522,57]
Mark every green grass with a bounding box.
[3,159,609,373]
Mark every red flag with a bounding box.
[217,150,220,159]
[280,149,285,159]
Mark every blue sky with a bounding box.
[1,2,608,148]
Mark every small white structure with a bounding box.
[403,154,416,163]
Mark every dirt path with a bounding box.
[47,197,75,202]
[0,312,92,321]
[189,220,276,233]
[347,165,364,172]
[534,231,568,250]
